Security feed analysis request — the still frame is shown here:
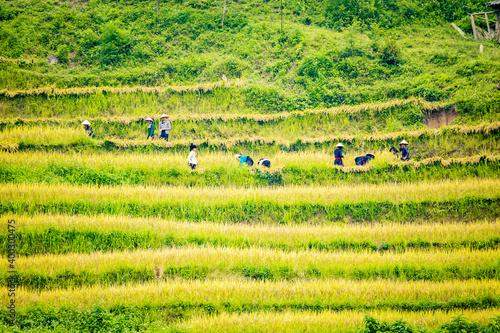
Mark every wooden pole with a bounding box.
[280,0,283,33]
[497,12,500,43]
[471,14,479,40]
[486,13,491,37]
[156,0,159,17]
[222,0,227,27]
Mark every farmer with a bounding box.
[389,146,399,158]
[258,158,271,168]
[355,153,375,166]
[145,117,155,140]
[82,120,95,138]
[235,154,254,167]
[334,143,345,166]
[399,140,410,161]
[188,144,198,170]
[159,114,171,141]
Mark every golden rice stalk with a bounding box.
[0,79,247,98]
[9,213,499,247]
[1,97,449,123]
[3,279,498,310]
[0,56,40,64]
[176,309,500,332]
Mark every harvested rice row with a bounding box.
[5,214,498,254]
[1,247,498,289]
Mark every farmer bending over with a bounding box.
[235,154,254,167]
[355,153,375,166]
[258,158,271,168]
[389,147,399,159]
[82,120,95,139]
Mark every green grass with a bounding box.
[2,279,499,313]
[4,214,499,255]
[1,151,499,187]
[1,179,499,223]
[1,0,500,118]
[3,247,499,290]
[0,98,442,136]
[2,122,500,159]
[1,310,499,333]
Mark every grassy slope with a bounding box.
[0,0,499,118]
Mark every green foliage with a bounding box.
[359,316,418,333]
[4,227,499,256]
[1,194,498,223]
[379,40,402,66]
[1,308,500,333]
[99,22,133,66]
[0,0,498,115]
[323,0,488,30]
[1,154,500,187]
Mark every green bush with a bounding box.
[379,40,402,66]
[359,316,417,333]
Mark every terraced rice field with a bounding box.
[1,95,500,332]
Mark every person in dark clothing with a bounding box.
[82,120,95,139]
[355,153,375,166]
[334,143,345,166]
[258,158,271,168]
[145,117,155,140]
[235,154,254,167]
[389,147,400,160]
[399,140,410,161]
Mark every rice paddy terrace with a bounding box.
[1,89,500,332]
[1,0,500,332]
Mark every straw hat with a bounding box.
[235,154,242,159]
[399,140,409,145]
[336,143,344,148]
[145,117,153,122]
[82,120,91,125]
[160,114,168,119]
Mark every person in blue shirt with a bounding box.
[82,120,95,139]
[355,153,375,166]
[235,154,254,167]
[399,140,410,161]
[334,143,345,166]
[158,114,171,141]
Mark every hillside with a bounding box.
[1,0,499,118]
[1,0,500,332]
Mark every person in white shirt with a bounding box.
[258,158,271,168]
[159,114,171,141]
[188,145,198,170]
